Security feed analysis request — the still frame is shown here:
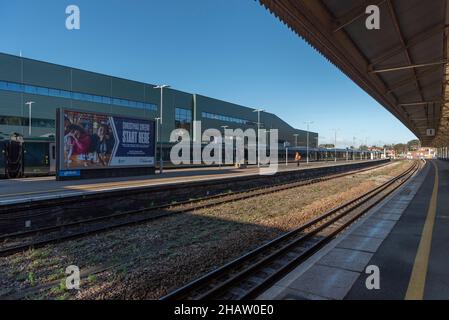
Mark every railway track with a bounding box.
[0,161,393,256]
[161,160,421,300]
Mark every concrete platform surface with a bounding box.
[0,160,375,205]
[259,160,449,300]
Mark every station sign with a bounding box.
[426,128,436,137]
[58,170,81,177]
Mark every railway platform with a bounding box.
[258,159,448,300]
[0,160,376,206]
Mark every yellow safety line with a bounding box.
[405,161,439,300]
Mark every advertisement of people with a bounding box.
[60,109,155,171]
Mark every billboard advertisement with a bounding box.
[58,109,155,176]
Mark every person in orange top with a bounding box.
[295,152,302,167]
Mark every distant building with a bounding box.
[0,53,318,151]
[407,148,436,160]
[386,149,397,159]
[319,144,335,149]
[368,147,383,152]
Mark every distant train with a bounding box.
[281,146,376,163]
[0,134,56,179]
[0,133,378,179]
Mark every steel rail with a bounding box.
[161,160,421,300]
[0,162,392,256]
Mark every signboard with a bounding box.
[57,108,155,179]
[426,128,436,137]
[58,170,81,177]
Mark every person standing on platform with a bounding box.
[295,152,302,167]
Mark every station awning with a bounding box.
[260,0,449,147]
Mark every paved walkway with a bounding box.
[0,160,374,205]
[259,160,449,300]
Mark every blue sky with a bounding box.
[0,0,416,147]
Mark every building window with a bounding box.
[175,107,192,132]
[0,115,55,128]
[201,111,257,126]
[0,80,158,112]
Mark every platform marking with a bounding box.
[0,173,252,199]
[0,161,380,206]
[405,161,439,300]
[0,161,376,200]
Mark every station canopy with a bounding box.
[260,0,449,147]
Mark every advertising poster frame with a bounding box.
[56,108,156,180]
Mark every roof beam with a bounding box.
[399,100,442,107]
[259,0,443,142]
[407,112,430,119]
[371,60,448,73]
[415,125,437,129]
[412,117,445,121]
[398,79,444,97]
[387,66,441,93]
[333,0,386,32]
[385,0,424,102]
[369,23,447,67]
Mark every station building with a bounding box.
[0,52,319,172]
[0,52,317,144]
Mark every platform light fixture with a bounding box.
[365,137,369,160]
[25,101,35,136]
[332,129,340,162]
[353,136,357,161]
[304,121,314,164]
[293,134,299,148]
[220,125,228,168]
[253,108,265,167]
[155,117,161,172]
[154,85,170,174]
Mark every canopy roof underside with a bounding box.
[260,0,449,147]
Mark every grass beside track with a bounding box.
[0,160,413,300]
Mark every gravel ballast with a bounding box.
[0,160,413,300]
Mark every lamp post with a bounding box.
[365,137,369,160]
[253,108,265,167]
[293,134,299,148]
[25,101,35,136]
[304,121,313,164]
[360,139,364,160]
[332,129,339,162]
[154,85,170,174]
[220,125,228,168]
[155,117,161,171]
[353,136,356,161]
[284,141,289,167]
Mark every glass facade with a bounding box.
[175,107,192,132]
[0,80,158,112]
[201,111,256,126]
[0,116,55,128]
